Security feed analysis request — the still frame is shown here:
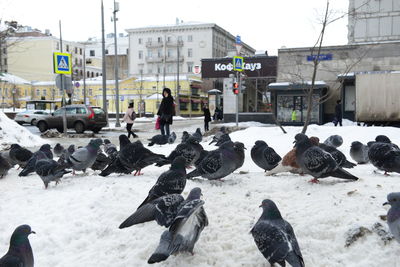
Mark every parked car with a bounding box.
[35,105,107,134]
[14,110,50,125]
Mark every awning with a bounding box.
[179,98,189,103]
[191,99,201,103]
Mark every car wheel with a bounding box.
[92,127,102,134]
[31,119,36,125]
[74,122,85,134]
[37,121,48,133]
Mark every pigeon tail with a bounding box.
[148,231,173,264]
[148,253,169,264]
[155,159,172,167]
[119,204,156,228]
[331,167,359,180]
[99,163,117,177]
[18,167,33,177]
[285,251,305,267]
[148,142,155,147]
[186,168,201,179]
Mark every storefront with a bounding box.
[268,82,328,125]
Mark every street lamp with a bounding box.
[113,0,121,127]
[156,73,159,109]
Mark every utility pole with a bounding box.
[156,73,159,109]
[113,0,121,127]
[59,20,67,135]
[83,47,86,105]
[234,35,243,127]
[176,39,180,115]
[101,0,109,126]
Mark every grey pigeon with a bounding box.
[251,199,304,267]
[53,143,64,157]
[19,144,53,177]
[384,192,400,243]
[181,131,190,143]
[35,153,71,188]
[0,224,35,267]
[313,138,356,169]
[194,149,209,169]
[9,144,33,168]
[323,135,343,148]
[187,141,245,180]
[0,150,17,167]
[167,132,177,144]
[119,194,184,229]
[156,137,204,168]
[91,152,111,171]
[294,134,359,183]
[100,140,166,176]
[191,128,203,143]
[57,144,75,165]
[66,139,103,173]
[368,136,400,174]
[209,133,231,146]
[350,141,369,164]
[137,156,187,209]
[0,154,12,178]
[148,187,208,264]
[119,134,131,147]
[148,134,169,146]
[251,140,281,171]
[104,139,118,161]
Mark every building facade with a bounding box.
[126,22,256,78]
[348,0,400,44]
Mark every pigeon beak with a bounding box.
[383,202,389,206]
[30,231,36,234]
[209,140,216,145]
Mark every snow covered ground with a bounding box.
[1,123,400,266]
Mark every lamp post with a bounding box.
[156,73,159,110]
[176,39,180,116]
[113,0,121,127]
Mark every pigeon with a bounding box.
[294,133,359,183]
[100,140,166,176]
[156,137,204,168]
[375,135,399,149]
[137,156,187,209]
[251,140,281,172]
[181,131,190,143]
[251,199,304,267]
[91,152,112,171]
[168,132,177,144]
[0,154,12,178]
[209,133,231,146]
[119,134,131,147]
[0,150,17,167]
[0,225,35,267]
[53,143,65,157]
[104,139,118,161]
[148,134,169,146]
[192,128,203,143]
[148,187,208,264]
[350,141,370,164]
[311,137,356,169]
[323,135,343,148]
[368,136,400,174]
[19,144,54,177]
[187,141,245,180]
[66,139,103,173]
[57,144,75,165]
[384,192,400,243]
[194,149,209,169]
[119,194,185,229]
[35,153,71,188]
[9,144,33,168]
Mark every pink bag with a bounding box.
[155,117,161,130]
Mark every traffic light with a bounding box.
[233,82,239,95]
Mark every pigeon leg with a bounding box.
[308,178,319,184]
[186,166,193,169]
[137,169,143,176]
[384,172,390,176]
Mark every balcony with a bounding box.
[166,40,184,47]
[145,41,163,48]
[165,55,184,63]
[145,56,163,63]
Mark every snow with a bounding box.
[0,123,400,266]
[0,112,46,149]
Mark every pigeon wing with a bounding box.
[0,253,24,267]
[264,147,282,166]
[301,148,336,176]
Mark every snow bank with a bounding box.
[0,124,399,266]
[0,112,46,149]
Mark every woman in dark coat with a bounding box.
[203,104,211,131]
[157,88,175,136]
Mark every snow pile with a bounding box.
[0,124,400,266]
[0,112,46,149]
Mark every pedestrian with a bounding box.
[203,103,211,131]
[123,102,138,139]
[334,99,343,127]
[157,88,174,136]
[291,108,297,122]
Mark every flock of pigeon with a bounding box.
[0,127,400,266]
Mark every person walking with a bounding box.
[123,102,138,139]
[334,99,343,127]
[203,103,211,132]
[157,88,174,136]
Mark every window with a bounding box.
[138,50,143,59]
[188,35,193,42]
[157,65,162,74]
[79,59,82,66]
[56,42,60,50]
[157,37,162,43]
[105,49,109,55]
[87,71,90,77]
[74,47,78,54]
[66,45,70,52]
[76,107,86,114]
[126,48,129,54]
[138,38,142,44]
[167,49,173,58]
[80,48,82,55]
[187,63,193,73]
[167,64,173,73]
[188,48,193,57]
[152,86,156,91]
[90,50,95,56]
[89,89,93,96]
[148,67,153,74]
[147,37,152,43]
[2,47,6,54]
[43,89,46,96]
[3,58,6,66]
[75,58,78,65]
[148,50,153,58]
[178,36,182,42]
[167,36,171,42]
[36,89,40,96]
[54,109,63,116]
[180,102,188,111]
[191,103,199,111]
[157,49,162,58]
[139,69,143,75]
[66,107,76,114]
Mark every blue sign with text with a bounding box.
[307,53,333,61]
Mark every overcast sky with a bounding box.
[1,0,349,55]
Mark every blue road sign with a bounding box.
[235,35,241,45]
[233,56,244,72]
[53,52,72,74]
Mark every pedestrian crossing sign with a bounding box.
[233,56,244,72]
[53,52,72,74]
